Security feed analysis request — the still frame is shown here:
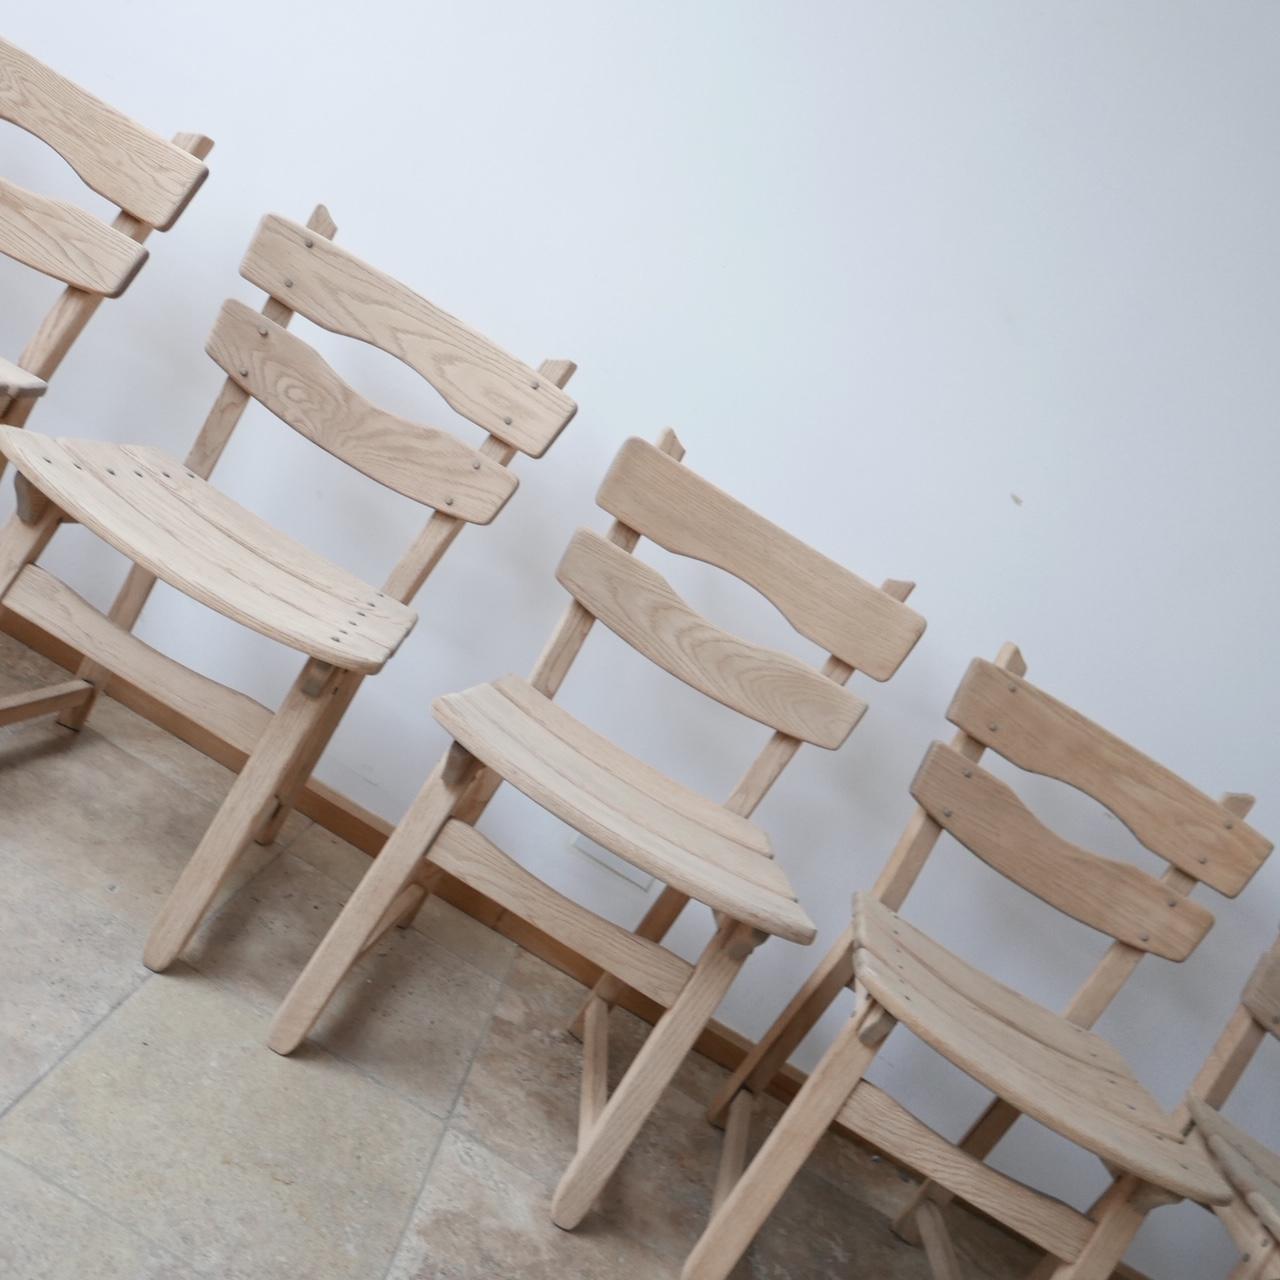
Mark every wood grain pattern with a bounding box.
[430,819,694,1008]
[0,431,416,672]
[0,355,45,399]
[432,676,814,943]
[596,438,925,677]
[911,742,1215,960]
[0,37,207,228]
[556,527,866,748]
[206,299,517,522]
[948,659,1272,896]
[240,215,575,456]
[0,177,147,294]
[1242,936,1280,1037]
[0,676,89,726]
[853,895,1230,1203]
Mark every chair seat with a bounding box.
[1189,1097,1280,1242]
[0,430,415,672]
[433,675,817,944]
[851,894,1232,1204]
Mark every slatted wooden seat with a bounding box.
[267,430,925,1236]
[434,676,813,942]
[0,208,577,975]
[0,433,415,672]
[686,647,1273,1280]
[0,36,209,442]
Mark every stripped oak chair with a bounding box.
[0,36,209,440]
[687,645,1274,1280]
[268,429,927,1229]
[0,208,577,971]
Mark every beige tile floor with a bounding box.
[0,632,1044,1280]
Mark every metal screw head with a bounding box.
[283,277,294,288]
[1008,684,1017,692]
[445,497,455,507]
[531,380,540,390]
[238,368,249,377]
[503,416,513,426]
[1198,856,1208,865]
[1139,933,1150,943]
[988,722,999,732]
[472,460,481,470]
[1225,820,1235,829]
[942,808,953,819]
[962,768,973,778]
[258,326,269,337]
[304,237,315,248]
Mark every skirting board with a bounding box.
[0,609,1150,1280]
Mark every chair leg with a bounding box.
[916,1201,965,1280]
[706,924,855,1126]
[0,504,60,597]
[142,660,343,972]
[682,1005,885,1280]
[550,920,763,1230]
[1041,1176,1146,1280]
[266,750,476,1055]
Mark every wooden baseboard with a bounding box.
[0,611,1152,1279]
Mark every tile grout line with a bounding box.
[377,936,523,1280]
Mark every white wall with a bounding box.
[3,4,1277,1274]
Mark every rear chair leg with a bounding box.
[1042,1176,1146,1280]
[266,745,477,1054]
[142,660,343,971]
[682,1003,888,1280]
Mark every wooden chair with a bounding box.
[0,207,578,972]
[686,645,1274,1280]
[266,429,927,1229]
[0,36,209,445]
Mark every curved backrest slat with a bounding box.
[911,742,1215,960]
[0,37,207,229]
[239,215,576,457]
[206,300,517,523]
[595,437,925,679]
[556,528,867,748]
[1242,935,1280,1039]
[0,176,147,295]
[947,658,1272,897]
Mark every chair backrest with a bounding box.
[199,213,576,540]
[0,37,208,426]
[904,658,1273,961]
[554,435,926,750]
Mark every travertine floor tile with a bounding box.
[286,823,517,980]
[0,972,443,1280]
[0,854,146,1112]
[386,1129,679,1280]
[188,851,504,1115]
[0,720,278,935]
[0,1151,182,1280]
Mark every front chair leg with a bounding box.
[551,920,763,1230]
[1043,1176,1146,1280]
[266,744,476,1055]
[681,1004,887,1280]
[143,660,344,971]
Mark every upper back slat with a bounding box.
[556,527,868,747]
[239,215,576,457]
[206,299,517,523]
[0,177,147,295]
[595,437,926,679]
[911,741,1216,960]
[1242,935,1280,1039]
[0,37,207,228]
[947,659,1272,897]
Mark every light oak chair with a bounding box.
[0,36,209,443]
[267,429,927,1230]
[0,208,578,971]
[687,645,1274,1280]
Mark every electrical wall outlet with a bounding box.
[570,834,654,891]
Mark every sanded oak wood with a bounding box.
[240,215,575,456]
[433,676,814,943]
[206,299,517,522]
[1191,1101,1280,1236]
[0,431,416,672]
[556,527,867,748]
[853,895,1229,1203]
[597,437,925,678]
[0,676,89,726]
[0,356,45,399]
[0,177,148,295]
[1243,939,1280,1037]
[911,742,1215,960]
[0,37,207,229]
[948,659,1271,896]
